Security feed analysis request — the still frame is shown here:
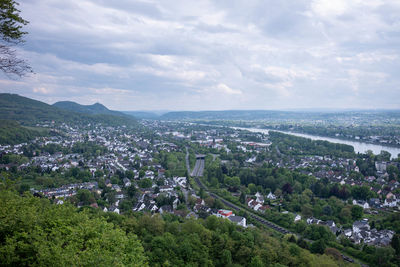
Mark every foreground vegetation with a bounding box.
[0,187,353,267]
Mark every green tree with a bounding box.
[76,189,94,205]
[0,189,147,266]
[249,255,263,267]
[239,191,246,204]
[138,178,152,188]
[351,205,363,220]
[310,239,326,254]
[0,0,32,76]
[391,233,400,256]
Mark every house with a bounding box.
[116,193,125,200]
[266,192,277,200]
[383,198,398,208]
[369,198,381,208]
[112,184,121,192]
[174,176,187,188]
[353,219,370,234]
[146,203,158,212]
[159,205,173,214]
[255,192,264,203]
[352,200,370,209]
[159,185,174,192]
[109,206,120,214]
[173,198,179,209]
[216,209,233,218]
[228,216,247,227]
[123,178,131,187]
[294,214,301,222]
[344,229,352,237]
[306,217,321,225]
[323,220,340,234]
[375,162,387,173]
[133,202,146,211]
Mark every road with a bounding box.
[191,158,205,177]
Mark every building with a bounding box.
[228,216,247,227]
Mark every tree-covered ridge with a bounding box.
[0,120,47,145]
[53,101,132,118]
[0,189,147,266]
[0,93,137,126]
[158,109,400,121]
[0,189,350,267]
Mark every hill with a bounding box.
[122,111,160,119]
[54,101,131,118]
[160,110,306,120]
[159,109,400,121]
[0,120,49,145]
[0,94,137,127]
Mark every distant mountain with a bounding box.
[158,109,400,121]
[159,110,305,120]
[122,111,160,119]
[0,94,136,127]
[53,101,131,118]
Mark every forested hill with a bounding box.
[0,94,137,127]
[0,120,48,145]
[159,110,299,120]
[158,110,400,121]
[53,101,131,118]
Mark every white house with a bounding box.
[352,200,370,209]
[383,198,398,208]
[228,216,247,227]
[267,192,276,200]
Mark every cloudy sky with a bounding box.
[1,0,400,111]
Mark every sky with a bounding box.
[0,0,400,111]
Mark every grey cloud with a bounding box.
[0,0,399,110]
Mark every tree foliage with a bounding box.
[0,0,32,76]
[0,189,147,266]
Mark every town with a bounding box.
[1,119,400,258]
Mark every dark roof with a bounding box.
[228,216,245,223]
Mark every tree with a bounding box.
[391,233,400,256]
[138,178,152,188]
[351,205,363,220]
[0,0,32,76]
[282,183,293,195]
[0,189,147,266]
[324,247,341,261]
[239,191,246,204]
[76,189,94,205]
[310,239,326,254]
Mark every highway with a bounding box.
[191,158,205,177]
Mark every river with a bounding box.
[234,127,400,159]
